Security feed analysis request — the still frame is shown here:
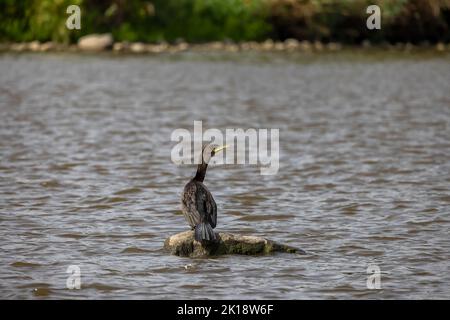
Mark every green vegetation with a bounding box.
[1,0,449,44]
[269,0,450,43]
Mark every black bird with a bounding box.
[181,143,227,241]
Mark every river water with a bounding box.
[0,51,449,299]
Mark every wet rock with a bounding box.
[78,33,113,51]
[164,230,305,258]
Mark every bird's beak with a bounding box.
[213,145,228,153]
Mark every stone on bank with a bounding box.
[78,33,113,51]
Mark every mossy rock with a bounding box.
[164,230,305,257]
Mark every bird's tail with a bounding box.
[194,222,216,241]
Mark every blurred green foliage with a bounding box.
[101,0,271,42]
[0,0,449,43]
[0,0,271,42]
[0,0,82,42]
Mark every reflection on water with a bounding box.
[0,52,449,299]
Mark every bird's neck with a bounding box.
[194,163,208,182]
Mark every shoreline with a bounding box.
[1,39,449,55]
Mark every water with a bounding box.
[0,51,449,299]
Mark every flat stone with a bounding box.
[164,230,305,257]
[78,33,113,51]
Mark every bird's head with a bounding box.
[201,143,228,164]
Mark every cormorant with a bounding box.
[181,144,227,241]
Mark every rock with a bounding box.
[208,41,224,51]
[28,41,41,51]
[147,43,168,53]
[299,40,312,51]
[113,42,126,52]
[240,42,251,51]
[224,43,239,52]
[40,42,55,52]
[285,38,299,51]
[313,40,324,51]
[240,41,260,51]
[176,42,189,51]
[78,33,113,51]
[262,39,274,51]
[274,41,285,51]
[10,43,27,52]
[327,42,342,51]
[130,42,146,53]
[436,42,445,52]
[164,230,305,257]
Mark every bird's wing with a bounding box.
[181,182,201,228]
[206,190,217,228]
[196,183,217,228]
